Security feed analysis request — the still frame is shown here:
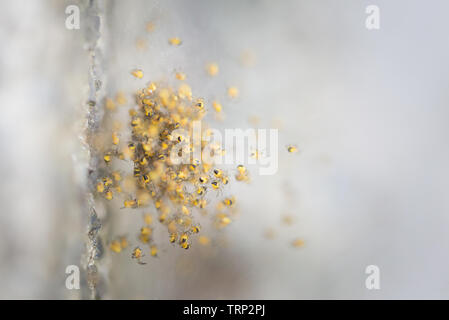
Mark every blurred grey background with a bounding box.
[0,0,449,299]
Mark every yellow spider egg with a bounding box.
[144,214,153,225]
[110,240,122,253]
[181,242,190,250]
[150,245,158,257]
[103,153,112,163]
[206,62,219,76]
[104,190,113,200]
[120,236,129,249]
[146,22,155,32]
[198,236,210,246]
[287,145,299,153]
[292,239,305,248]
[169,233,178,243]
[168,37,182,46]
[212,101,222,112]
[131,69,144,79]
[96,182,105,193]
[227,86,239,98]
[175,72,186,80]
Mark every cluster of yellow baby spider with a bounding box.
[96,73,245,264]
